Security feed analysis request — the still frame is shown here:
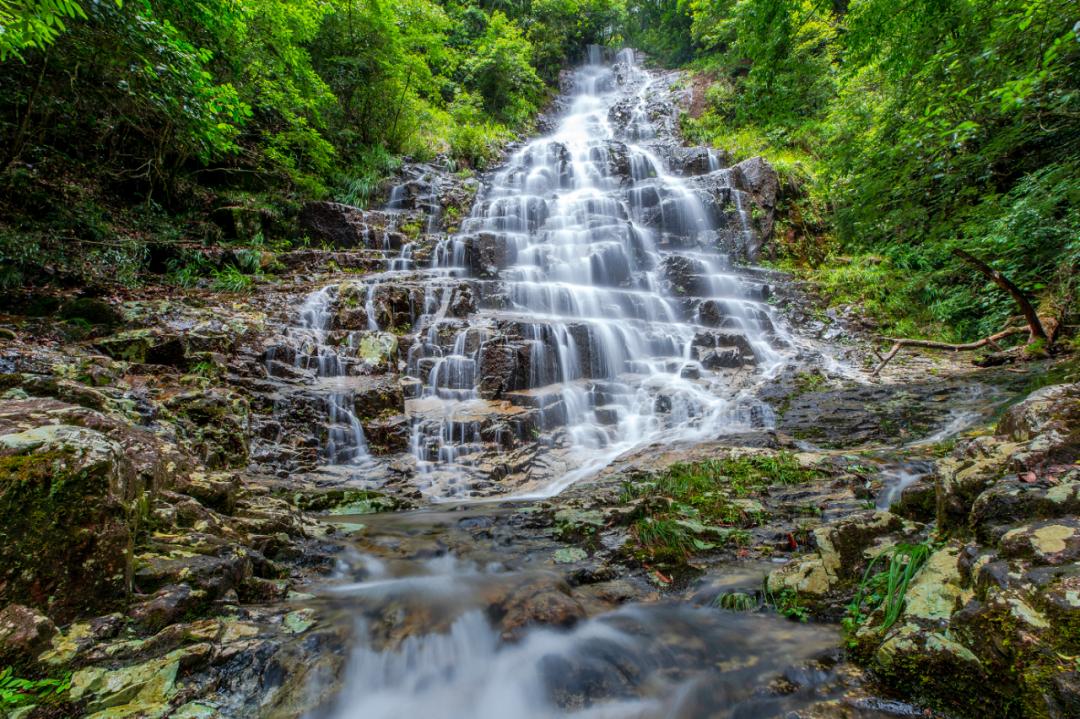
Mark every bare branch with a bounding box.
[952,248,1047,342]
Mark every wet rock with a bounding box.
[352,375,405,420]
[700,347,743,370]
[731,156,779,261]
[0,424,138,622]
[671,146,729,175]
[488,576,586,640]
[129,584,198,633]
[299,201,391,249]
[464,231,518,277]
[166,389,250,469]
[174,471,241,514]
[356,332,399,371]
[0,604,57,668]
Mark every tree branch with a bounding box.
[952,248,1047,342]
[871,327,1028,377]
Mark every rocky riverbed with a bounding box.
[1,49,1078,719]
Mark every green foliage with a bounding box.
[763,584,809,622]
[464,12,544,126]
[211,264,256,292]
[619,452,813,564]
[1,0,628,286]
[0,666,70,708]
[654,0,1080,341]
[0,0,93,60]
[843,541,933,637]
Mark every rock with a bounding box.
[998,383,1080,444]
[129,584,198,632]
[356,332,398,370]
[999,518,1080,565]
[890,475,937,523]
[68,644,211,715]
[767,511,917,608]
[700,347,743,369]
[299,201,390,249]
[352,375,405,420]
[971,470,1080,539]
[175,471,241,514]
[487,576,586,640]
[0,424,138,622]
[553,547,588,564]
[671,146,728,175]
[872,623,991,714]
[997,383,1080,467]
[95,329,187,366]
[0,604,57,668]
[897,545,971,622]
[60,297,123,328]
[166,389,250,469]
[731,156,779,261]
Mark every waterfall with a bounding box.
[405,48,787,496]
[286,286,372,465]
[268,48,790,496]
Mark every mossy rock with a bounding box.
[0,425,138,623]
[59,297,123,329]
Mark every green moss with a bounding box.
[0,441,132,622]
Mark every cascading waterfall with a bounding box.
[271,48,792,496]
[285,286,371,465]
[407,48,788,495]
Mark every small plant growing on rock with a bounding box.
[763,586,810,622]
[843,541,933,637]
[0,667,71,709]
[713,591,757,612]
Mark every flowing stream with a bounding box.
[256,48,1011,719]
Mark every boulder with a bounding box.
[999,518,1080,566]
[0,604,58,669]
[0,424,139,622]
[299,201,388,249]
[767,511,917,610]
[166,389,250,469]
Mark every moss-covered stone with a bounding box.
[0,425,138,622]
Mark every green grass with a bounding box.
[619,453,818,565]
[211,264,256,293]
[843,541,933,637]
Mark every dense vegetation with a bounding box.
[1,0,1077,343]
[0,0,623,289]
[629,0,1079,341]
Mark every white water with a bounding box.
[401,48,790,496]
[284,286,371,464]
[308,547,846,719]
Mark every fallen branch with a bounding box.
[871,327,1028,376]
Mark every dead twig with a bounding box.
[871,327,1028,377]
